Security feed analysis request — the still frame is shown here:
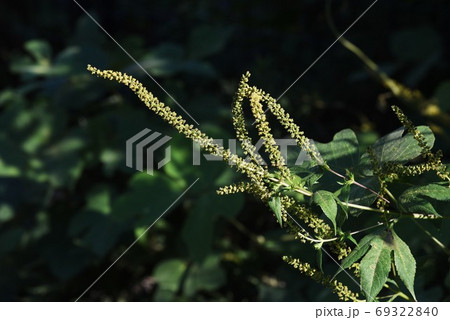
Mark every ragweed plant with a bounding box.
[87,65,450,302]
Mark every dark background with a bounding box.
[1,0,449,301]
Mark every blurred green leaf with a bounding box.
[181,190,243,262]
[188,25,233,59]
[153,259,187,299]
[24,40,51,63]
[0,204,14,222]
[0,227,24,256]
[433,81,450,112]
[86,185,112,215]
[181,195,215,262]
[42,242,92,279]
[69,209,124,257]
[137,43,184,77]
[390,26,442,62]
[183,255,226,297]
[111,172,184,227]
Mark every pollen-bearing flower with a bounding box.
[86,64,365,301]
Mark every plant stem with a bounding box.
[412,220,450,256]
[326,166,390,203]
[268,175,445,219]
[384,283,411,301]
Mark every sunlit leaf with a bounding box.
[315,129,360,172]
[360,126,435,166]
[313,190,337,232]
[269,196,283,227]
[360,237,392,301]
[399,184,450,217]
[335,233,379,277]
[392,231,417,301]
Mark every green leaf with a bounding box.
[399,184,450,216]
[68,209,123,257]
[268,196,283,227]
[112,172,183,224]
[335,233,378,277]
[0,227,24,256]
[214,193,245,218]
[0,204,14,222]
[153,259,187,293]
[360,237,392,301]
[314,242,324,272]
[392,231,417,301]
[25,39,51,63]
[390,26,442,62]
[335,184,350,227]
[361,126,435,165]
[183,255,226,297]
[182,191,244,262]
[42,241,92,279]
[138,43,184,77]
[86,185,111,215]
[313,190,337,232]
[181,195,215,262]
[315,129,360,172]
[188,25,233,59]
[317,251,323,273]
[434,80,450,112]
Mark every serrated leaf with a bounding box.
[392,231,417,301]
[315,129,360,172]
[269,196,283,227]
[335,233,378,277]
[361,126,435,166]
[360,237,392,301]
[313,190,337,232]
[399,184,450,217]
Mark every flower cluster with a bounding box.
[283,256,359,301]
[86,65,357,300]
[391,105,450,183]
[367,106,450,219]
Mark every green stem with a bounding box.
[412,220,450,256]
[269,175,445,219]
[326,166,390,203]
[384,283,412,301]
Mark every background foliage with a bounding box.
[1,0,449,301]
